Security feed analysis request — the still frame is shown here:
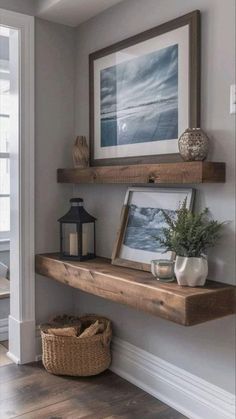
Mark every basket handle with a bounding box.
[102,321,112,347]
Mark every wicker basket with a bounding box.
[40,315,112,376]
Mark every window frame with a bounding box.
[0,147,10,246]
[0,53,10,246]
[0,9,35,364]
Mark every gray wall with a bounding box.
[73,0,235,393]
[0,0,36,15]
[35,18,75,323]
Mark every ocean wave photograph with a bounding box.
[100,44,178,147]
[123,204,176,252]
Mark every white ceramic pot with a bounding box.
[174,256,208,287]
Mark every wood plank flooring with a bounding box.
[0,362,188,418]
[0,342,12,367]
[0,277,10,299]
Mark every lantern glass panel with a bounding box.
[62,223,80,257]
[82,223,95,256]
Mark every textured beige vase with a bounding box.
[174,256,208,287]
[72,136,89,168]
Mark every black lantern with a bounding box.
[58,198,96,261]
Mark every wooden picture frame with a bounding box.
[112,187,195,272]
[89,10,201,166]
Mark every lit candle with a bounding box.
[151,259,175,282]
[158,264,172,277]
[69,233,78,256]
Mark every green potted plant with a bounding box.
[160,199,225,287]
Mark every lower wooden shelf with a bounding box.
[35,254,236,326]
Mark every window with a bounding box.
[0,29,10,242]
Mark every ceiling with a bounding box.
[36,0,125,27]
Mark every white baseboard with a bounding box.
[8,316,36,364]
[7,351,20,364]
[111,338,235,419]
[35,329,235,419]
[0,318,8,341]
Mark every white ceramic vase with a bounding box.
[174,256,208,287]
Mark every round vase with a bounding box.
[174,256,208,287]
[178,128,209,161]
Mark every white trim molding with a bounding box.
[111,338,236,419]
[35,331,235,419]
[0,8,35,364]
[8,317,35,364]
[0,317,8,341]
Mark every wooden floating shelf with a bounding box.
[35,253,235,326]
[57,162,225,184]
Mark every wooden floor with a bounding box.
[0,277,10,299]
[0,341,12,367]
[0,362,187,419]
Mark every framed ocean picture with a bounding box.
[112,187,195,271]
[89,10,200,166]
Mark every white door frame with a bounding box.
[0,9,35,364]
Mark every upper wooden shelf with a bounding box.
[57,162,225,185]
[35,253,235,326]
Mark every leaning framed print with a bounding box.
[112,187,195,271]
[89,10,200,166]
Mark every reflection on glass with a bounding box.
[0,197,10,231]
[0,158,10,194]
